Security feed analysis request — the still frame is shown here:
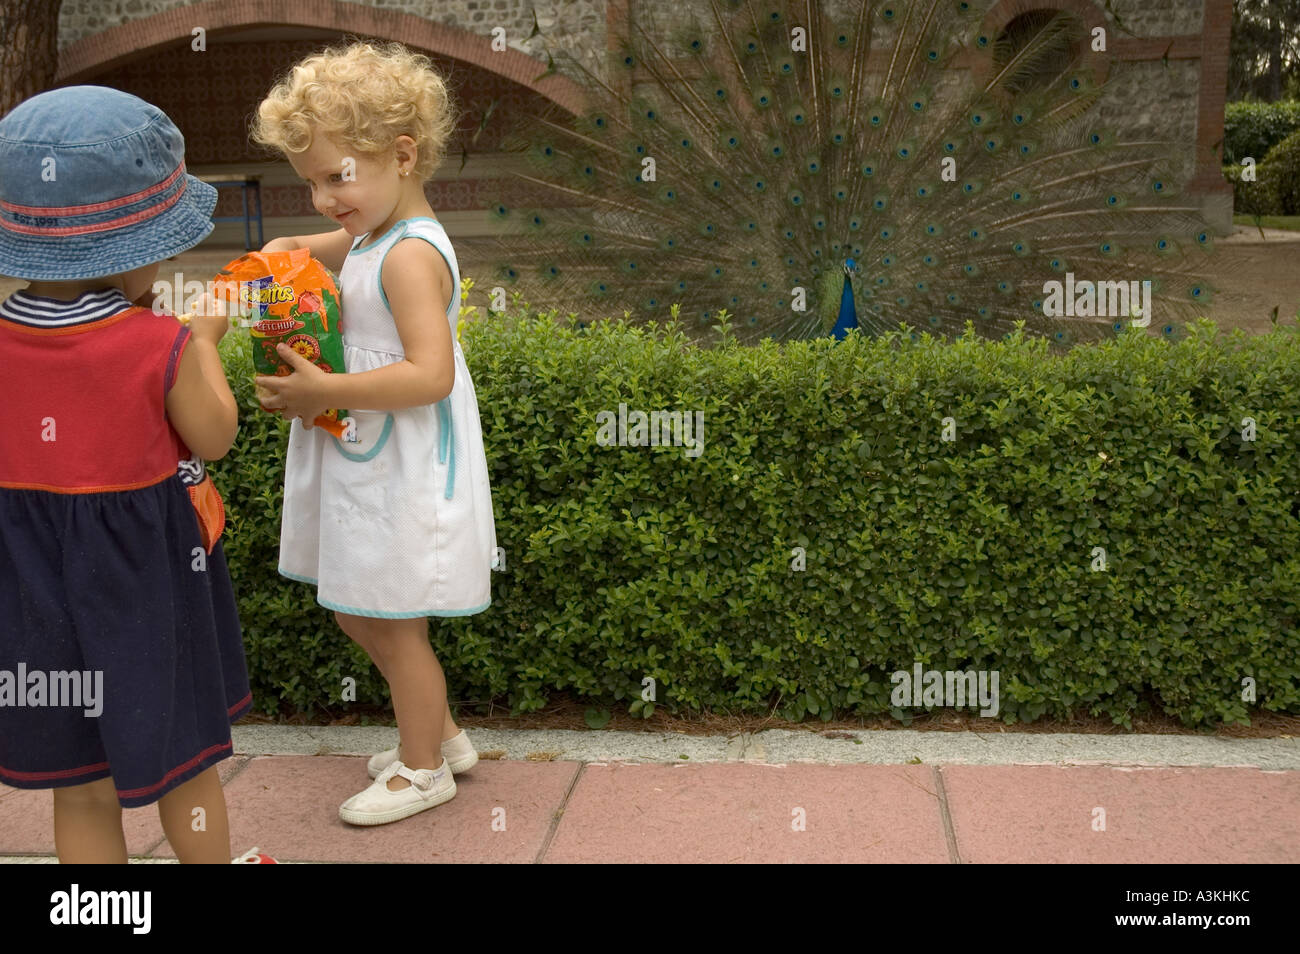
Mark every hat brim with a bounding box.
[0,175,219,282]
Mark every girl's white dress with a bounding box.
[278,217,498,617]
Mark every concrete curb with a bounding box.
[231,725,1300,769]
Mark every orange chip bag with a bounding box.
[213,249,349,439]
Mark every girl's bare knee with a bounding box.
[53,777,120,807]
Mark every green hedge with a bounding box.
[211,307,1300,729]
[1224,100,1300,164]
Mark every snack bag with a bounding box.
[213,249,349,439]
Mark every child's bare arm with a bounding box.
[165,310,239,460]
[261,228,354,274]
[255,239,454,421]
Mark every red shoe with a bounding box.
[232,846,278,864]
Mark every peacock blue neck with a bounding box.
[831,258,858,340]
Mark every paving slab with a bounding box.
[543,762,950,863]
[0,756,249,857]
[181,755,580,863]
[941,765,1300,864]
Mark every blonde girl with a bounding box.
[252,42,499,825]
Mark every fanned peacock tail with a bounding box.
[485,0,1216,348]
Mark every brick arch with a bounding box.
[55,0,588,115]
[970,0,1111,90]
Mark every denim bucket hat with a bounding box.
[0,85,217,281]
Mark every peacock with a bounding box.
[484,0,1217,348]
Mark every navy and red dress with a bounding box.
[0,288,250,808]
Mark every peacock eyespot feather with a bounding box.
[714,87,727,101]
[977,306,989,316]
[880,227,893,239]
[1070,77,1082,90]
[896,296,909,305]
[927,50,939,61]
[882,255,894,266]
[1196,231,1209,244]
[861,163,875,176]
[1019,144,1032,155]
[1156,238,1169,250]
[753,178,766,191]
[814,217,826,230]
[874,197,888,210]
[848,217,862,230]
[912,100,924,111]
[881,7,896,20]
[788,191,803,206]
[807,159,820,173]
[746,41,759,54]
[836,32,850,47]
[1012,191,1023,201]
[970,113,983,126]
[976,35,988,47]
[923,256,935,266]
[1152,181,1164,193]
[1100,242,1113,254]
[916,281,929,290]
[898,146,910,158]
[998,281,1011,293]
[917,186,929,197]
[783,228,795,239]
[947,293,960,303]
[744,220,758,231]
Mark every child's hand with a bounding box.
[181,292,232,346]
[254,344,333,427]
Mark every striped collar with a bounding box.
[0,288,134,328]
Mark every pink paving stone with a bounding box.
[180,755,579,862]
[941,765,1300,863]
[544,762,950,863]
[0,756,249,857]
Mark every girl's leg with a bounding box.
[53,777,128,863]
[157,765,231,864]
[334,612,461,750]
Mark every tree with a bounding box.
[0,0,63,117]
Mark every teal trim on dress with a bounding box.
[317,596,491,619]
[375,222,410,311]
[331,412,395,461]
[350,218,410,255]
[437,398,455,500]
[279,567,320,585]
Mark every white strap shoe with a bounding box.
[367,730,478,778]
[340,758,457,826]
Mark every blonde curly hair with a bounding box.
[252,41,458,181]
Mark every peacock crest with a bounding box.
[486,0,1216,348]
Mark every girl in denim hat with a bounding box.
[252,42,498,826]
[0,86,251,862]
